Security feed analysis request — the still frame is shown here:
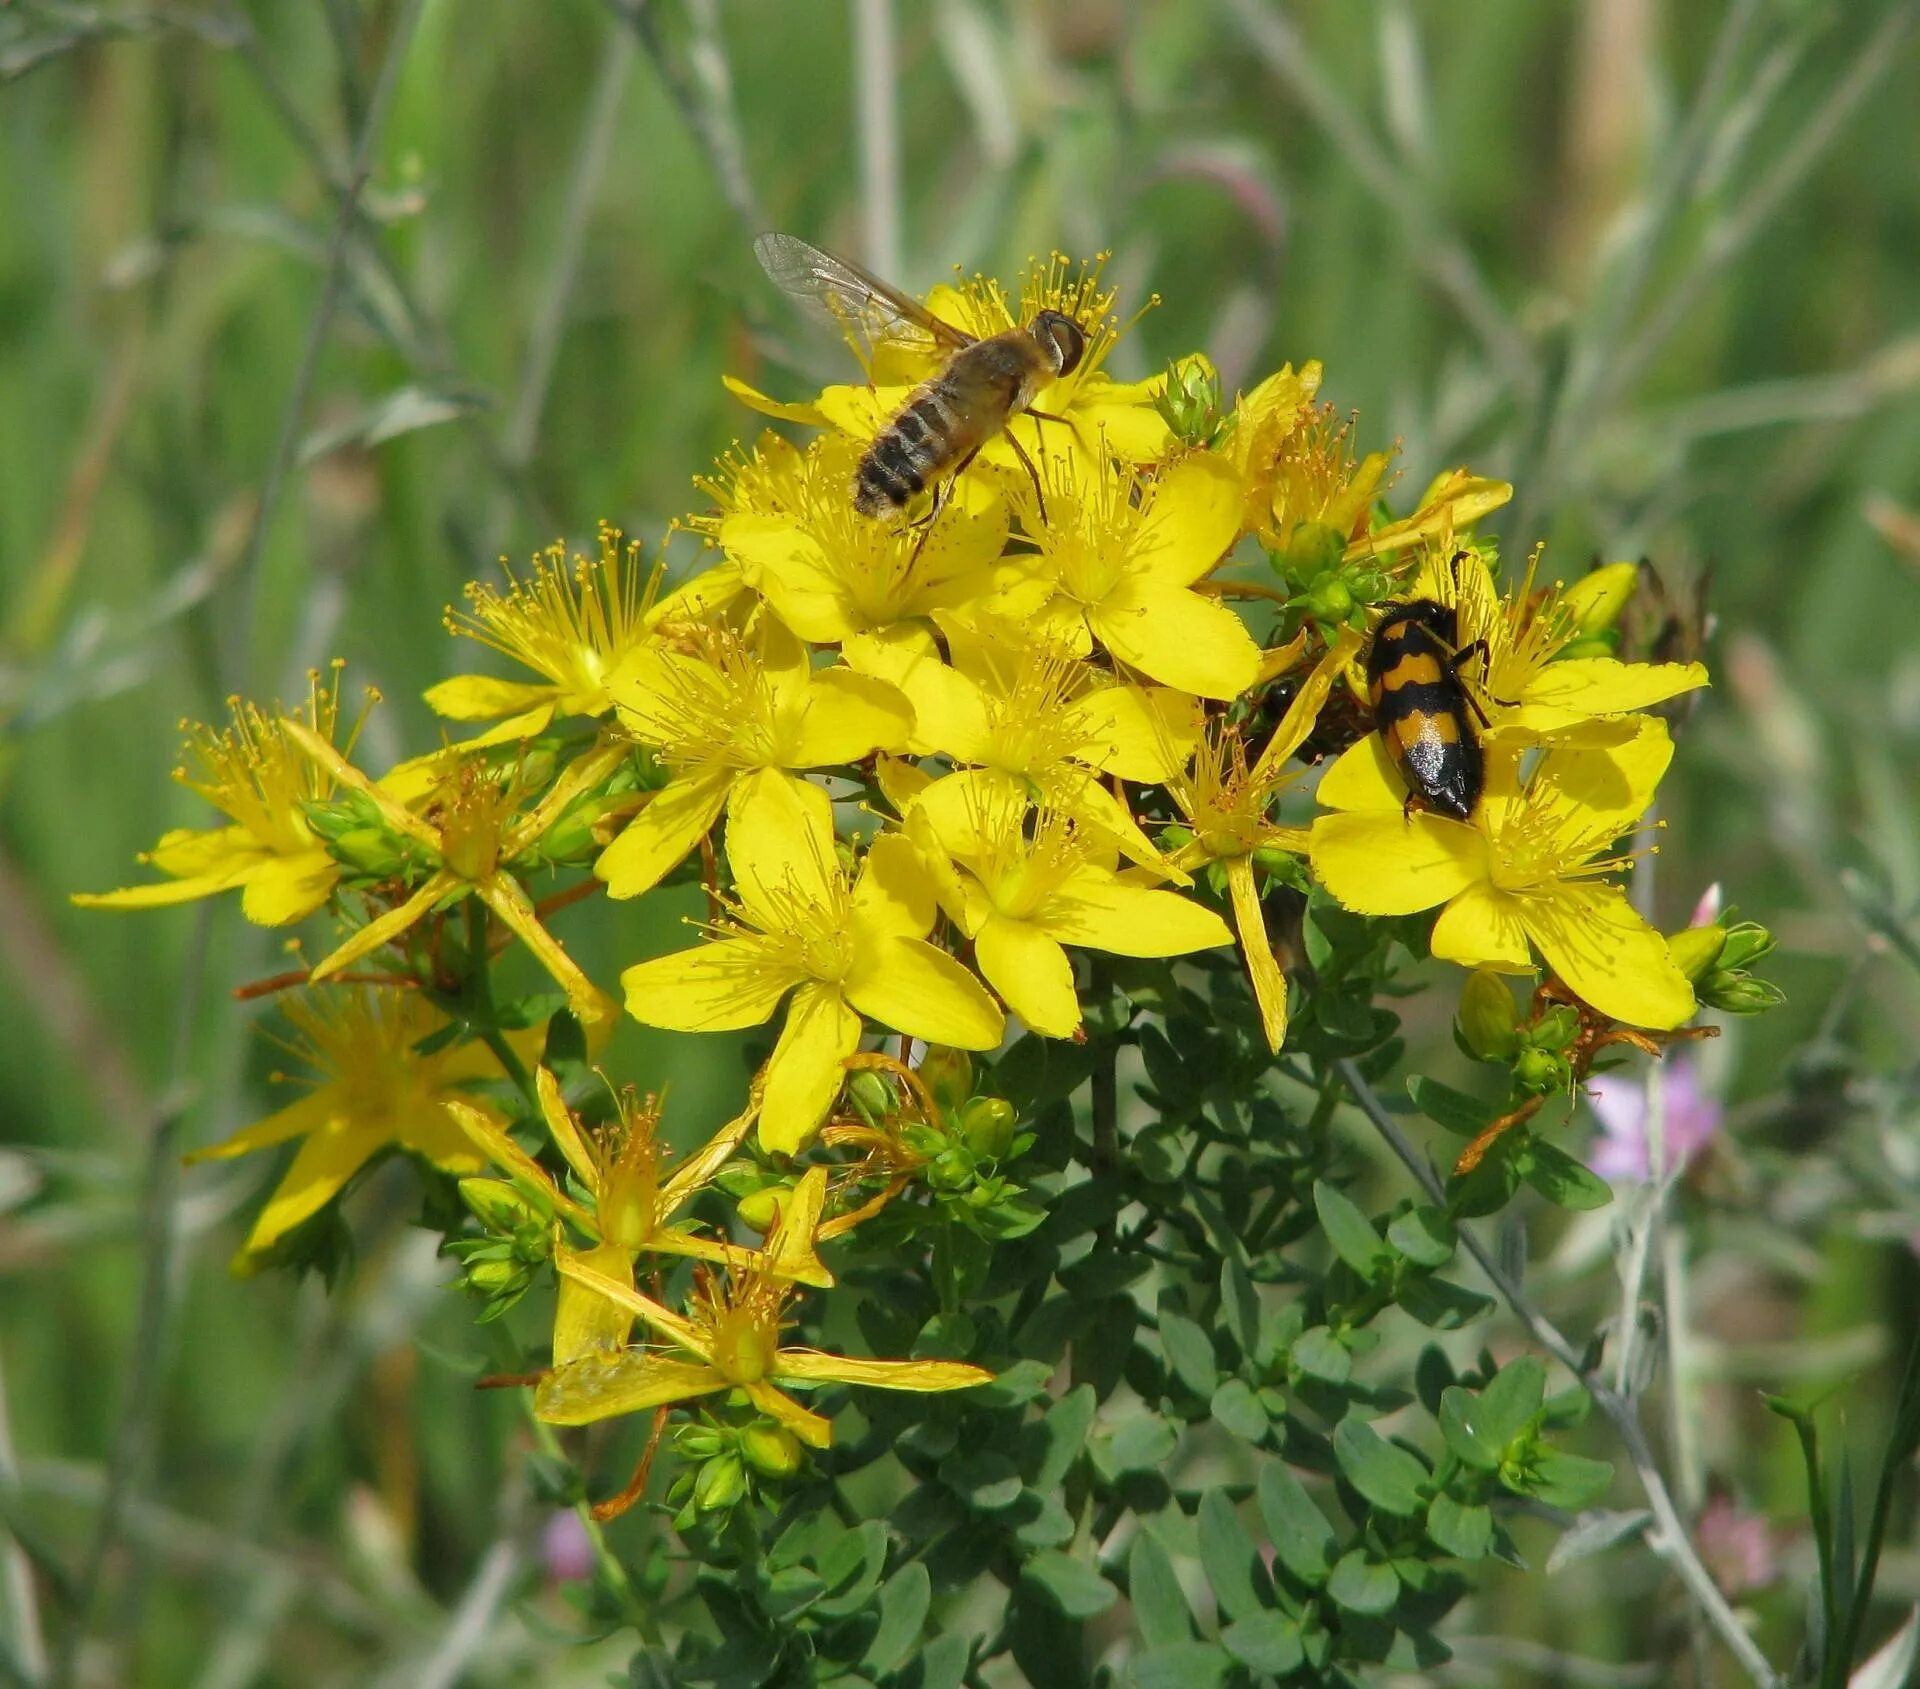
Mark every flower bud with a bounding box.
[1514,1045,1571,1095]
[459,1176,547,1232]
[464,1258,528,1296]
[1280,521,1345,582]
[1698,972,1787,1016]
[736,1187,782,1232]
[1300,571,1354,625]
[329,826,411,878]
[694,1452,746,1513]
[1560,562,1640,635]
[927,1147,973,1191]
[958,1095,1016,1161]
[1457,970,1521,1061]
[1158,823,1196,854]
[1529,1004,1581,1052]
[1154,358,1225,446]
[1665,922,1728,983]
[846,1069,896,1122]
[740,1423,805,1478]
[918,1047,973,1111]
[1715,919,1775,971]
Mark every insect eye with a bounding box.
[1039,312,1085,376]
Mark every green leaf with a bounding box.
[942,1449,1024,1513]
[1030,1385,1097,1490]
[1396,1275,1495,1330]
[1326,1549,1400,1615]
[860,1563,931,1676]
[1197,1490,1270,1621]
[1522,1141,1614,1211]
[973,1358,1056,1408]
[1425,1493,1493,1561]
[1313,1182,1389,1281]
[1524,1451,1615,1510]
[1220,1609,1305,1674]
[1210,1378,1271,1444]
[1159,1304,1220,1397]
[1093,1414,1179,1478]
[1440,1357,1545,1470]
[1220,1255,1259,1357]
[1407,1075,1496,1136]
[1386,1205,1457,1268]
[1129,1642,1235,1689]
[1257,1464,1336,1584]
[1011,1492,1076,1552]
[1127,1531,1193,1649]
[811,1520,889,1616]
[1023,1551,1118,1620]
[1291,1326,1351,1384]
[1332,1416,1428,1517]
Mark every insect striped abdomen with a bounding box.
[1366,603,1483,822]
[853,335,1039,516]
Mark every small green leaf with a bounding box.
[1159,1304,1220,1397]
[1257,1464,1336,1584]
[1396,1274,1495,1330]
[1023,1550,1118,1619]
[1314,1182,1388,1281]
[1197,1490,1270,1621]
[1030,1385,1097,1490]
[1523,1450,1615,1510]
[1386,1205,1457,1268]
[1441,1357,1545,1470]
[1523,1141,1614,1210]
[1291,1326,1351,1384]
[1127,1532,1193,1649]
[1425,1493,1493,1561]
[811,1520,889,1616]
[1220,1255,1260,1357]
[1332,1416,1428,1516]
[1221,1609,1306,1673]
[1407,1075,1496,1136]
[1094,1413,1179,1478]
[942,1449,1024,1513]
[1326,1549,1400,1614]
[1129,1641,1235,1689]
[860,1563,931,1675]
[1210,1378,1271,1444]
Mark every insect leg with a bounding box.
[907,446,983,564]
[1002,428,1048,525]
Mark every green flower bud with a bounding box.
[846,1069,896,1121]
[1283,522,1346,582]
[1154,359,1225,446]
[740,1423,805,1478]
[1698,972,1787,1016]
[1665,923,1728,983]
[1159,823,1196,854]
[1715,919,1776,971]
[459,1177,548,1232]
[1299,570,1354,625]
[694,1452,746,1513]
[329,826,411,877]
[463,1258,527,1296]
[1528,1004,1581,1052]
[1560,561,1640,636]
[958,1095,1016,1161]
[918,1047,973,1111]
[1514,1046,1571,1095]
[927,1148,973,1191]
[736,1188,782,1232]
[1457,969,1521,1061]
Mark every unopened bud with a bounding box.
[918,1047,973,1111]
[1300,571,1354,625]
[740,1423,805,1478]
[1528,1004,1581,1052]
[1281,521,1345,582]
[927,1148,972,1191]
[846,1069,896,1121]
[459,1177,546,1232]
[1158,824,1196,854]
[1699,972,1786,1016]
[736,1188,782,1232]
[1155,358,1225,446]
[1715,919,1775,971]
[329,826,410,878]
[1665,923,1728,983]
[958,1095,1016,1161]
[464,1259,527,1296]
[1458,970,1521,1061]
[1560,562,1640,636]
[1514,1046,1571,1095]
[694,1453,746,1513]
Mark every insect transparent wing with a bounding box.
[753,232,973,355]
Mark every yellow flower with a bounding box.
[1215,361,1325,539]
[912,787,1231,1040]
[425,526,668,733]
[621,775,1003,1155]
[451,1070,828,1366]
[595,616,911,900]
[1309,715,1695,1029]
[851,610,1198,873]
[538,1185,991,1447]
[717,433,1011,642]
[186,987,535,1265]
[284,724,623,1029]
[73,666,365,926]
[987,452,1258,700]
[1166,635,1358,1050]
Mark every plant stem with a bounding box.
[1333,1058,1783,1689]
[464,899,536,1106]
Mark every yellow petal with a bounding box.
[1043,874,1233,957]
[479,874,615,1030]
[1130,454,1244,586]
[238,851,339,926]
[844,934,1004,1050]
[774,1350,994,1391]
[1517,658,1708,729]
[741,1379,836,1448]
[622,935,798,1032]
[308,874,457,979]
[1313,735,1405,813]
[235,1120,381,1259]
[423,674,558,721]
[535,1351,728,1426]
[552,1240,638,1365]
[1309,813,1484,916]
[280,717,440,849]
[1518,883,1696,1030]
[1431,882,1534,972]
[184,1090,335,1165]
[1059,389,1176,462]
[1072,684,1201,782]
[974,914,1081,1038]
[852,632,990,762]
[725,769,839,926]
[72,870,251,912]
[1531,716,1673,843]
[1226,858,1288,1053]
[536,1066,601,1192]
[595,769,732,900]
[1088,582,1259,701]
[852,831,937,942]
[721,372,828,427]
[551,1252,704,1351]
[761,983,863,1156]
[1036,767,1179,880]
[788,669,914,765]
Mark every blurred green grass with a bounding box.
[4,0,1920,1682]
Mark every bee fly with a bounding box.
[753,232,1084,530]
[1366,592,1500,822]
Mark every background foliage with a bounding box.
[3,1,1920,1684]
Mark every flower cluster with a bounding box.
[79,252,1744,1514]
